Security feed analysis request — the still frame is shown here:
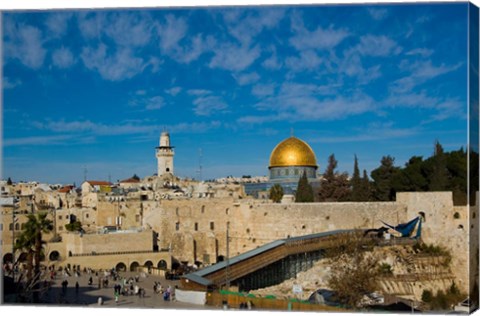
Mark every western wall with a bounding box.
[141,191,473,293]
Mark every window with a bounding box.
[15,223,19,230]
[294,169,299,175]
[201,206,205,213]
[9,223,13,231]
[226,208,229,215]
[66,215,69,219]
[59,226,63,231]
[59,215,62,220]
[175,222,180,231]
[194,223,198,231]
[86,214,89,219]
[210,222,214,231]
[0,223,3,231]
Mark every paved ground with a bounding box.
[39,270,213,310]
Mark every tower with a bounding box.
[156,132,175,177]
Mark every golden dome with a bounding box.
[269,136,317,168]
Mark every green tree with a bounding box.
[350,156,372,201]
[318,154,350,202]
[360,170,373,201]
[269,184,284,203]
[349,155,362,201]
[23,212,53,301]
[14,232,35,284]
[371,156,400,201]
[427,141,450,191]
[65,220,83,232]
[295,171,314,202]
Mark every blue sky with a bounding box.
[1,2,473,185]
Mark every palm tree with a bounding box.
[14,232,35,283]
[16,212,53,302]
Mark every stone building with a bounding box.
[156,131,175,177]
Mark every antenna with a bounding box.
[83,166,88,182]
[197,148,203,181]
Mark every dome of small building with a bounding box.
[269,136,317,169]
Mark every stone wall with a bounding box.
[63,230,154,255]
[141,192,472,293]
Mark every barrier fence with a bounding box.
[206,291,346,312]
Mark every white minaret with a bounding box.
[156,132,174,177]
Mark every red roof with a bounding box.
[120,177,140,183]
[58,186,74,193]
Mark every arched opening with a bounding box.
[3,253,13,264]
[144,261,153,272]
[419,212,426,222]
[116,262,127,272]
[217,255,225,262]
[157,260,168,270]
[49,251,60,261]
[171,260,181,271]
[130,261,140,272]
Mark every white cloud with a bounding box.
[144,96,165,110]
[105,12,153,47]
[356,35,399,57]
[187,89,211,96]
[3,77,22,89]
[4,20,46,69]
[289,14,349,52]
[406,48,434,58]
[193,95,228,116]
[155,15,210,64]
[4,135,78,146]
[367,8,389,20]
[166,87,182,96]
[234,72,260,86]
[129,94,166,111]
[383,91,465,122]
[241,82,375,123]
[224,8,285,46]
[45,12,73,38]
[81,44,146,81]
[77,12,106,39]
[310,123,419,144]
[285,50,322,72]
[262,52,282,70]
[156,14,188,52]
[209,43,261,72]
[52,47,76,68]
[390,60,462,93]
[252,83,276,97]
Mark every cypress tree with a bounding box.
[428,141,450,191]
[349,155,362,201]
[295,171,314,202]
[318,154,350,202]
